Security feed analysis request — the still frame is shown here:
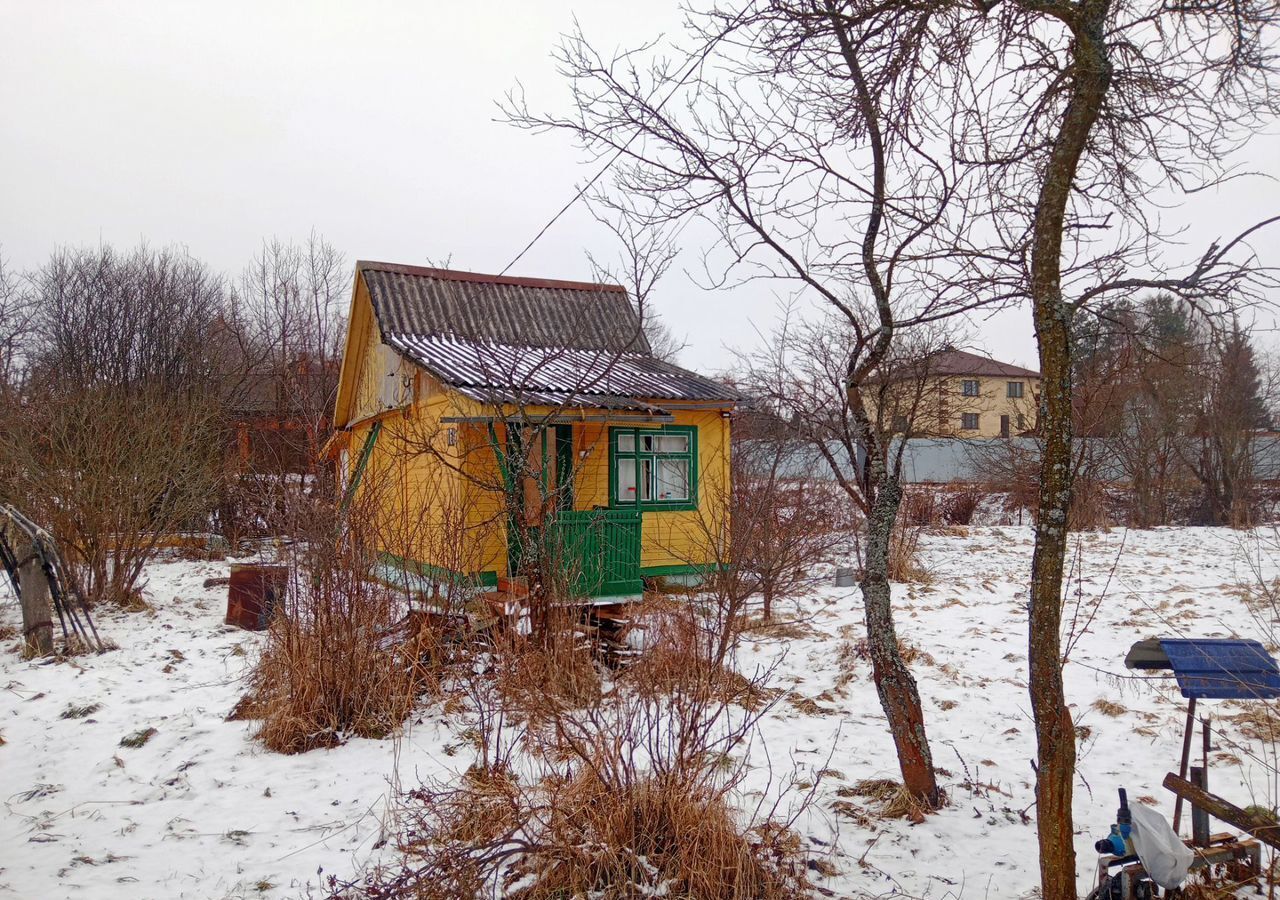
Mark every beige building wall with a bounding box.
[872,374,1041,438]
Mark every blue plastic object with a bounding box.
[1157,638,1280,700]
[1099,825,1130,856]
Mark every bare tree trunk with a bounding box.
[861,475,938,805]
[1029,307,1078,898]
[1024,4,1113,895]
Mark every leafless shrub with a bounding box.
[940,489,982,527]
[731,431,848,620]
[339,522,811,900]
[5,384,224,607]
[1068,477,1113,532]
[244,481,456,754]
[888,517,931,584]
[0,245,236,607]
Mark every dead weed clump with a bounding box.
[1090,698,1128,718]
[352,762,808,900]
[888,520,932,584]
[247,561,428,753]
[940,489,982,526]
[1225,703,1280,743]
[240,492,446,754]
[513,770,804,900]
[852,636,935,669]
[847,777,928,823]
[620,601,776,710]
[493,629,603,715]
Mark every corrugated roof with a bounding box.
[451,386,670,415]
[360,261,651,354]
[386,333,744,404]
[358,261,745,405]
[926,348,1040,379]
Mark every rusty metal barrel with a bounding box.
[225,564,288,630]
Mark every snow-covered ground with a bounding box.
[2,527,1277,899]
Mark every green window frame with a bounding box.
[608,425,698,512]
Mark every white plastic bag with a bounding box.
[1129,801,1194,889]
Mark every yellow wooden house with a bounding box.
[330,261,745,600]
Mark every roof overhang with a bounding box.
[441,412,675,425]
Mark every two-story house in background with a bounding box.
[873,347,1040,439]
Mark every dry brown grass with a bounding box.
[888,519,932,584]
[850,777,901,802]
[494,631,602,714]
[844,778,929,823]
[833,639,859,689]
[511,771,805,900]
[614,600,777,711]
[1090,698,1128,718]
[850,636,935,669]
[242,530,445,754]
[1225,703,1280,742]
[1068,477,1113,531]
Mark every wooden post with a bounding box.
[2,519,54,657]
[1172,697,1197,834]
[1190,766,1210,847]
[1164,773,1280,851]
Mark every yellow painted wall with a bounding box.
[338,283,486,577]
[569,409,730,572]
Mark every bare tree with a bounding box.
[2,245,234,606]
[234,234,348,471]
[586,206,688,364]
[0,251,29,391]
[944,1,1280,892]
[508,1,1022,805]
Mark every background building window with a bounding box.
[1007,381,1024,398]
[891,415,909,433]
[962,379,979,397]
[960,412,979,431]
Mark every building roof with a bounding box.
[923,347,1040,379]
[358,261,745,405]
[360,261,650,354]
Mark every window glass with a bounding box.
[616,456,637,501]
[961,413,979,430]
[1007,381,1024,398]
[962,379,979,397]
[611,427,695,507]
[656,458,689,500]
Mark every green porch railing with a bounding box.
[542,509,643,598]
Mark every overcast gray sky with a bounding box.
[3,1,1277,373]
